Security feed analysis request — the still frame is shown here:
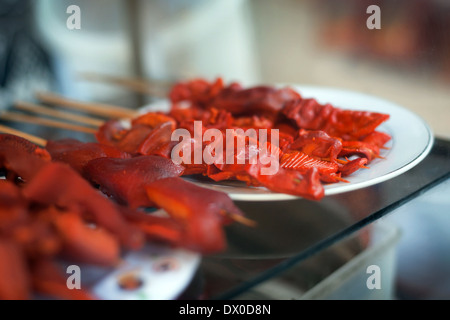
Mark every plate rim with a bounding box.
[142,85,434,202]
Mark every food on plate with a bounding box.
[95,77,391,200]
[45,138,131,176]
[83,156,184,208]
[0,77,391,299]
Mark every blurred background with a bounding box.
[1,0,449,139]
[0,0,449,299]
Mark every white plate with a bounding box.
[142,85,434,201]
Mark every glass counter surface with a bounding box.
[1,118,449,300]
[197,137,450,300]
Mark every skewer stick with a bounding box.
[0,120,256,228]
[14,101,104,128]
[1,111,97,134]
[35,92,137,119]
[0,124,47,146]
[79,72,172,98]
[220,210,257,227]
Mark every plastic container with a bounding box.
[300,219,401,300]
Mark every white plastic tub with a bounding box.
[300,220,401,300]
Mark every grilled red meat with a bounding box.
[83,156,185,209]
[46,138,131,175]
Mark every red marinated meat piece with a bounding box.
[210,85,302,117]
[339,157,369,177]
[339,140,382,163]
[0,134,51,182]
[96,118,176,157]
[289,129,343,161]
[169,77,227,107]
[282,98,390,140]
[83,156,185,209]
[0,180,28,231]
[145,177,245,253]
[22,162,144,250]
[0,239,31,300]
[280,151,339,176]
[50,209,120,266]
[46,138,131,175]
[361,131,391,147]
[255,167,324,201]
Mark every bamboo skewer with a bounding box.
[35,92,138,119]
[0,111,97,134]
[14,101,104,128]
[0,121,255,228]
[79,72,172,98]
[0,124,47,146]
